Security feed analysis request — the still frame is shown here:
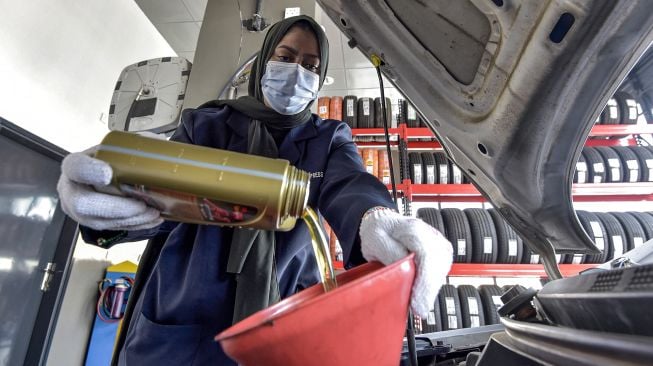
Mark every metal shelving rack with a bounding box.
[350,123,653,278]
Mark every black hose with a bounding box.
[375,65,398,207]
[374,57,417,366]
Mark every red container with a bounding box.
[215,254,416,366]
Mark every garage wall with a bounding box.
[183,0,316,108]
[0,0,175,152]
[0,1,175,365]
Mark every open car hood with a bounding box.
[317,0,653,277]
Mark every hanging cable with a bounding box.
[370,53,418,366]
[370,54,398,208]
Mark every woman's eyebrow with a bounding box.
[277,45,319,59]
[277,45,298,55]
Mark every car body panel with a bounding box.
[317,0,653,277]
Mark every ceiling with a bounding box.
[134,0,208,62]
[134,0,397,102]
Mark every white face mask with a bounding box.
[261,61,319,115]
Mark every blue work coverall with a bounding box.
[81,105,394,364]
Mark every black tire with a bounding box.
[599,97,621,125]
[342,95,358,129]
[574,153,588,184]
[401,100,420,128]
[420,152,437,184]
[488,209,523,264]
[627,211,653,240]
[583,147,607,184]
[594,146,624,183]
[576,210,610,263]
[559,253,575,264]
[441,208,473,263]
[614,92,639,124]
[632,146,653,182]
[399,139,409,182]
[458,285,485,328]
[416,208,446,235]
[596,110,605,125]
[448,158,464,184]
[521,241,542,264]
[595,212,627,261]
[464,208,498,263]
[478,285,503,325]
[355,97,374,142]
[438,284,463,331]
[463,208,498,263]
[397,99,406,126]
[408,152,423,184]
[373,97,392,128]
[611,212,647,250]
[356,97,374,128]
[611,146,641,183]
[421,292,442,333]
[433,152,449,184]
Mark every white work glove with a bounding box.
[56,149,163,231]
[359,207,453,317]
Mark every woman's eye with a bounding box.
[277,55,291,62]
[304,64,319,73]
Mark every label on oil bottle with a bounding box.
[119,184,257,224]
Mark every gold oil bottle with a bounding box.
[94,131,336,290]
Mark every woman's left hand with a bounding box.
[359,207,453,317]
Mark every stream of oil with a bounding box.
[303,207,338,292]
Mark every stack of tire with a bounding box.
[575,146,653,183]
[595,92,642,125]
[418,283,514,334]
[398,99,433,142]
[416,207,653,264]
[407,152,466,184]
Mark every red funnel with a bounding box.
[215,254,416,366]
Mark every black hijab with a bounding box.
[200,14,329,133]
[205,15,329,323]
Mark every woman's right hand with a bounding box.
[57,149,163,231]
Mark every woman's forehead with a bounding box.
[276,26,320,57]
